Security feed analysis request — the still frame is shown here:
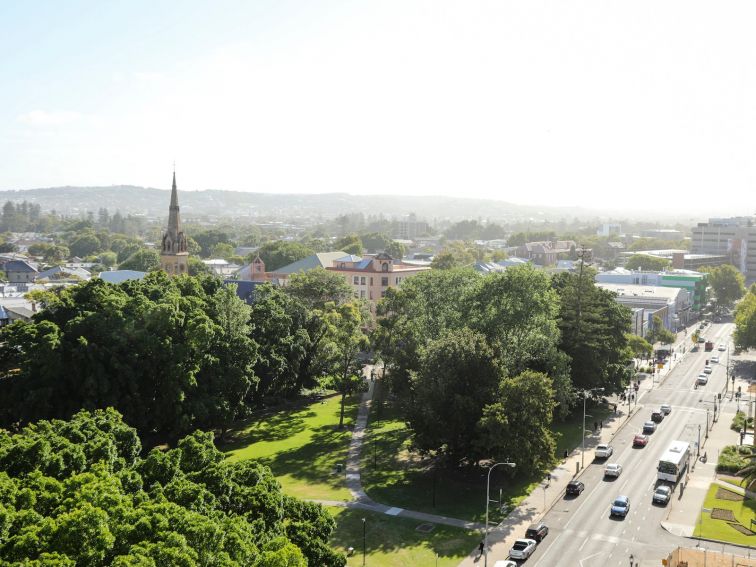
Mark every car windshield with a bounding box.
[613,499,626,507]
[512,542,528,550]
[656,487,670,494]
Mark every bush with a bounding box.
[731,411,754,432]
[716,445,751,474]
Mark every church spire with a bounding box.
[160,167,189,275]
[168,168,181,233]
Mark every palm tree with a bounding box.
[736,446,756,491]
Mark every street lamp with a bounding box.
[361,518,366,566]
[697,424,701,457]
[582,388,604,469]
[484,461,516,567]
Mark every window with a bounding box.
[370,277,373,286]
[353,276,359,285]
[360,276,366,285]
[382,263,389,272]
[360,290,366,298]
[381,277,389,286]
[381,290,387,298]
[353,291,359,298]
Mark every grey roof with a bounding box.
[3,259,38,273]
[98,270,148,284]
[37,266,91,280]
[334,254,363,263]
[273,251,347,275]
[5,305,34,319]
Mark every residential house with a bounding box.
[37,266,92,282]
[2,259,39,284]
[515,240,576,266]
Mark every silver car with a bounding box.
[508,539,537,560]
[653,485,672,505]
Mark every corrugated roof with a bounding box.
[274,251,347,274]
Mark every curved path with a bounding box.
[312,371,484,531]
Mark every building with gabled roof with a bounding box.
[326,252,431,301]
[2,259,39,283]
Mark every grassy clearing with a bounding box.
[221,393,359,501]
[328,507,479,567]
[693,483,756,545]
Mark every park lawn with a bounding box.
[221,393,360,501]
[692,484,756,546]
[360,384,541,523]
[328,507,479,567]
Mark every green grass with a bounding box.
[221,393,359,501]
[693,483,756,545]
[328,507,479,567]
[359,383,543,523]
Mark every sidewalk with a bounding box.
[661,405,735,538]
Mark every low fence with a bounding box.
[666,547,756,567]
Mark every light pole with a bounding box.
[484,461,516,567]
[706,409,710,439]
[582,388,604,469]
[697,424,701,457]
[362,518,366,566]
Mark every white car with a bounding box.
[660,403,672,415]
[697,374,708,385]
[494,562,518,567]
[508,539,537,560]
[710,356,719,363]
[718,344,726,351]
[595,444,613,459]
[703,366,713,374]
[604,463,623,477]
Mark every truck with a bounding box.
[704,341,714,351]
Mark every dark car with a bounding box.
[566,480,585,496]
[651,411,664,423]
[525,522,549,542]
[610,495,630,518]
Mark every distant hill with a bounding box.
[0,185,702,222]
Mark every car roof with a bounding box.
[614,495,629,502]
[567,479,582,485]
[656,485,671,492]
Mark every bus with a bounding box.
[657,440,690,483]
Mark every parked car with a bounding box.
[643,421,657,433]
[525,522,549,542]
[710,355,719,363]
[653,485,672,505]
[610,495,630,517]
[566,480,585,496]
[660,403,672,415]
[696,374,708,386]
[718,344,726,351]
[494,561,518,567]
[604,463,623,478]
[651,411,664,423]
[595,444,614,459]
[703,366,713,374]
[633,434,648,447]
[508,539,537,560]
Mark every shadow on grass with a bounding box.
[221,394,360,496]
[329,507,479,563]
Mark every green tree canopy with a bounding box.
[734,287,756,351]
[285,267,352,310]
[0,273,258,438]
[0,409,344,566]
[119,249,160,272]
[624,254,670,271]
[706,264,746,310]
[334,234,363,256]
[257,241,314,272]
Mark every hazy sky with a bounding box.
[1,1,756,212]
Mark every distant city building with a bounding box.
[326,252,431,301]
[690,216,756,284]
[596,223,621,237]
[202,258,241,277]
[159,171,189,276]
[396,213,429,240]
[640,229,683,240]
[596,282,691,332]
[515,240,576,266]
[621,249,728,272]
[595,268,708,313]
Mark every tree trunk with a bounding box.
[339,390,346,428]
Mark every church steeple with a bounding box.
[160,168,189,275]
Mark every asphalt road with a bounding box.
[525,321,746,566]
